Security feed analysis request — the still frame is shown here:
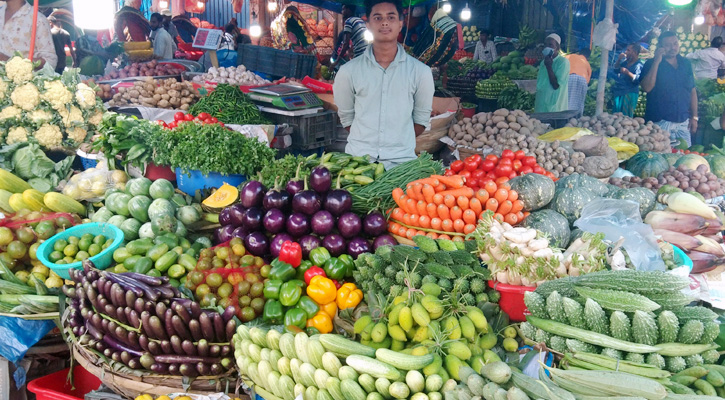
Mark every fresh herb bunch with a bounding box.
[92,112,162,170]
[188,84,270,125]
[152,121,276,176]
[257,153,311,188]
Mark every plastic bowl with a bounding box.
[37,223,125,280]
[672,244,693,271]
[488,280,536,322]
[27,365,100,400]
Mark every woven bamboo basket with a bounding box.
[73,343,245,399]
[415,125,449,155]
[447,144,485,160]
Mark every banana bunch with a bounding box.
[518,25,536,49]
[646,192,725,274]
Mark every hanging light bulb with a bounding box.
[250,23,262,38]
[159,0,169,9]
[197,1,204,8]
[268,0,278,12]
[460,3,471,21]
[668,0,692,5]
[441,1,451,13]
[694,14,705,25]
[73,0,114,30]
[363,29,373,42]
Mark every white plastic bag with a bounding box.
[592,19,618,51]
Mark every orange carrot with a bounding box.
[494,188,509,204]
[508,190,519,201]
[430,217,442,230]
[450,206,463,221]
[485,198,499,212]
[406,228,417,239]
[439,187,475,199]
[511,200,524,214]
[397,225,407,236]
[419,215,431,229]
[457,195,470,210]
[504,213,519,225]
[452,235,464,242]
[394,192,407,209]
[433,183,447,193]
[391,207,405,221]
[426,231,439,239]
[463,209,477,225]
[469,198,483,215]
[422,184,436,204]
[416,200,427,216]
[389,221,401,233]
[426,203,438,218]
[437,204,450,220]
[484,181,498,195]
[475,190,490,204]
[403,213,412,226]
[497,200,513,216]
[432,175,465,188]
[411,214,421,227]
[406,185,416,199]
[441,219,454,232]
[410,177,440,187]
[392,187,404,202]
[493,213,505,223]
[453,219,465,233]
[463,223,476,234]
[438,234,452,240]
[432,193,444,205]
[412,183,424,201]
[444,195,456,208]
[495,177,509,186]
[405,198,417,214]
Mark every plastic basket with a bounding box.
[76,149,99,170]
[37,223,125,280]
[237,45,317,79]
[672,244,694,271]
[27,365,101,400]
[145,162,176,181]
[263,110,337,150]
[175,168,246,195]
[488,280,536,322]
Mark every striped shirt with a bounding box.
[344,17,368,58]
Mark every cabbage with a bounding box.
[0,141,74,186]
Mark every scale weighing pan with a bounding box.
[249,83,323,110]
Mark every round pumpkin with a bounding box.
[551,182,598,225]
[523,209,571,248]
[674,154,710,172]
[627,151,670,178]
[707,155,725,179]
[555,173,608,196]
[507,173,555,211]
[613,187,656,218]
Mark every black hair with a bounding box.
[578,48,591,58]
[225,23,236,34]
[480,30,491,36]
[660,31,677,41]
[628,42,642,54]
[342,4,356,13]
[365,0,403,19]
[150,13,163,23]
[712,36,724,48]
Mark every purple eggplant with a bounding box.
[310,166,332,193]
[347,237,371,259]
[337,212,362,239]
[286,162,306,196]
[298,235,322,258]
[244,232,269,256]
[286,212,310,237]
[373,234,398,250]
[310,210,335,236]
[232,226,248,239]
[219,207,232,226]
[322,234,346,257]
[324,189,353,217]
[240,181,266,208]
[227,203,246,227]
[292,183,322,216]
[242,207,263,231]
[263,187,291,212]
[263,208,286,234]
[270,233,294,258]
[363,211,387,236]
[214,225,236,244]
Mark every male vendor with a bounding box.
[333,0,434,168]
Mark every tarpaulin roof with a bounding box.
[290,0,435,13]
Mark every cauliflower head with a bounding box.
[66,126,87,144]
[0,105,21,121]
[29,109,53,125]
[35,124,63,148]
[0,80,9,99]
[10,83,40,111]
[42,80,73,110]
[75,83,97,109]
[59,105,83,127]
[88,111,103,126]
[5,57,33,84]
[6,126,29,144]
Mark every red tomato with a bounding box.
[485,154,499,164]
[498,158,513,166]
[509,171,518,179]
[444,169,455,176]
[522,156,537,167]
[184,114,195,121]
[480,159,496,172]
[209,117,218,123]
[495,176,510,185]
[459,170,471,179]
[501,149,515,159]
[464,159,478,172]
[471,170,486,180]
[494,164,513,177]
[174,112,185,122]
[450,160,464,172]
[198,112,211,120]
[219,122,225,127]
[168,122,178,129]
[519,165,533,175]
[514,150,526,160]
[513,160,522,171]
[533,166,544,174]
[545,172,556,180]
[486,171,496,179]
[470,154,482,164]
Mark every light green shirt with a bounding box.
[333,43,435,168]
[535,55,570,113]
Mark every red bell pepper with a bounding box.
[279,241,302,268]
[304,266,326,285]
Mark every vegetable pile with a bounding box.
[107,78,200,110]
[475,76,516,99]
[565,113,670,153]
[190,66,269,86]
[610,164,725,200]
[444,151,557,184]
[92,113,163,170]
[496,86,535,112]
[188,84,269,125]
[100,60,184,81]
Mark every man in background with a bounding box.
[332,5,368,68]
[611,43,643,117]
[149,12,176,60]
[566,48,591,116]
[48,16,75,74]
[686,36,725,80]
[160,9,179,44]
[534,33,569,113]
[473,30,496,63]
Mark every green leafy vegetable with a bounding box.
[0,139,74,190]
[92,112,161,170]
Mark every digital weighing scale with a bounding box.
[248,84,323,111]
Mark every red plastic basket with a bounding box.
[488,280,536,322]
[145,162,176,181]
[27,365,101,400]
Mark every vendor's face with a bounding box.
[150,18,161,30]
[368,3,402,43]
[662,36,680,58]
[545,37,559,53]
[480,33,488,42]
[625,45,638,61]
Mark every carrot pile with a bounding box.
[387,174,527,241]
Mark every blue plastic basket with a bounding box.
[37,223,125,280]
[672,244,693,272]
[175,168,246,196]
[76,150,99,170]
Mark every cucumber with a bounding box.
[154,251,178,272]
[126,238,154,255]
[319,334,376,358]
[375,348,434,371]
[345,355,401,380]
[132,257,154,274]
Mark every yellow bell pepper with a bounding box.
[307,310,334,333]
[336,282,363,310]
[320,301,337,318]
[306,275,336,305]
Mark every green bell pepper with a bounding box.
[324,257,347,281]
[284,307,307,330]
[338,254,354,278]
[269,259,296,281]
[296,260,313,281]
[306,326,321,336]
[297,295,320,317]
[280,281,303,307]
[263,299,283,324]
[263,279,283,300]
[288,279,305,289]
[309,247,331,268]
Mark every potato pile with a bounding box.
[609,164,725,199]
[101,60,184,81]
[447,109,587,178]
[565,113,670,153]
[107,78,200,110]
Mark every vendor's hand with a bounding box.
[689,118,698,134]
[618,53,626,61]
[0,54,9,62]
[654,47,664,63]
[544,55,553,68]
[620,67,627,74]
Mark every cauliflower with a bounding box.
[88,111,103,126]
[0,80,8,99]
[75,83,97,109]
[0,105,21,121]
[59,105,83,127]
[42,80,73,110]
[6,126,29,144]
[66,126,87,144]
[35,123,63,148]
[10,83,40,111]
[29,109,53,124]
[5,57,33,84]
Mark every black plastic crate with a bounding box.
[237,45,317,79]
[264,110,337,150]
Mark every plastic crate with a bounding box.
[264,110,337,150]
[27,365,101,400]
[75,149,99,170]
[237,45,317,79]
[175,168,246,195]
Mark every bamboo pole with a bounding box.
[595,0,613,116]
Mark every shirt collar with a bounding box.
[365,43,407,68]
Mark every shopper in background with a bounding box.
[149,12,177,60]
[48,16,76,74]
[641,31,698,147]
[611,43,643,117]
[332,5,368,68]
[160,9,180,43]
[565,48,591,117]
[473,30,497,63]
[0,0,57,68]
[686,36,725,80]
[534,33,569,113]
[333,0,434,168]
